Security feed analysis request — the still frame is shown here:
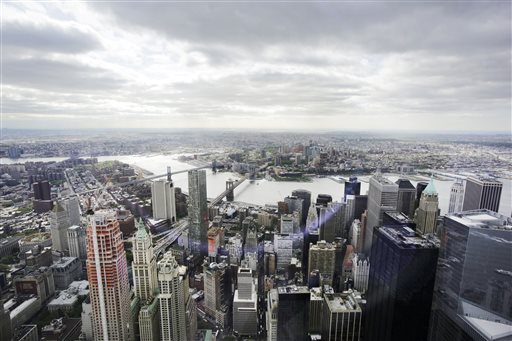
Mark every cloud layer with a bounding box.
[2,2,511,131]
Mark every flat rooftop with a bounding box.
[386,211,413,223]
[324,293,361,312]
[448,210,512,230]
[277,285,309,295]
[380,226,438,249]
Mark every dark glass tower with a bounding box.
[277,285,310,341]
[365,225,439,341]
[462,177,503,212]
[188,170,208,257]
[429,210,512,341]
[344,176,361,202]
[292,189,311,227]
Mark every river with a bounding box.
[2,155,510,216]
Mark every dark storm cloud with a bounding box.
[2,20,102,53]
[2,58,126,92]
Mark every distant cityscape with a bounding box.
[0,130,510,340]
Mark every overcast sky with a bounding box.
[2,1,511,132]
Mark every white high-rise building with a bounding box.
[50,202,71,253]
[365,175,398,254]
[352,254,370,293]
[61,195,81,226]
[86,211,133,341]
[350,219,361,253]
[233,268,258,336]
[266,289,278,341]
[151,179,176,223]
[158,252,187,341]
[67,225,87,261]
[448,179,465,214]
[132,219,158,303]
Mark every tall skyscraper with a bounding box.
[395,179,416,218]
[344,176,361,202]
[132,219,158,303]
[292,189,311,227]
[308,240,336,287]
[67,225,87,261]
[203,261,231,326]
[233,268,257,336]
[86,211,133,341]
[319,201,346,242]
[157,252,187,341]
[462,177,503,212]
[365,175,398,254]
[50,201,71,253]
[352,253,370,293]
[151,179,176,222]
[448,179,465,214]
[429,210,512,341]
[61,195,81,226]
[188,170,208,257]
[284,195,304,230]
[322,291,363,341]
[365,225,439,341]
[138,298,160,341]
[415,177,439,235]
[32,180,53,213]
[277,285,310,341]
[415,181,429,209]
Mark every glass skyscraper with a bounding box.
[429,210,512,341]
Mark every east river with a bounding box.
[2,154,511,216]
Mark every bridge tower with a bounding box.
[167,166,172,181]
[226,179,235,202]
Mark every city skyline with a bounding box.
[2,2,511,132]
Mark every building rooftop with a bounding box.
[448,210,512,230]
[467,176,503,184]
[395,179,415,189]
[277,285,309,295]
[385,211,414,224]
[324,292,361,312]
[51,256,79,269]
[380,226,438,249]
[423,176,437,195]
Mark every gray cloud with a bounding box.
[91,2,510,55]
[2,2,510,131]
[2,58,126,92]
[2,20,101,54]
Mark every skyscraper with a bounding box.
[132,220,160,341]
[203,261,231,326]
[233,268,257,336]
[462,176,503,212]
[86,211,133,341]
[132,219,158,303]
[365,175,398,254]
[319,201,346,242]
[157,252,187,341]
[415,181,429,209]
[322,291,363,341]
[50,201,71,253]
[415,177,439,235]
[308,240,336,287]
[151,179,176,222]
[277,285,310,341]
[448,179,465,214]
[395,179,416,218]
[292,189,311,227]
[188,170,208,257]
[365,225,439,341]
[67,225,87,261]
[429,210,512,341]
[61,195,81,226]
[344,176,361,202]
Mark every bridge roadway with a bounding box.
[153,220,189,257]
[208,176,247,207]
